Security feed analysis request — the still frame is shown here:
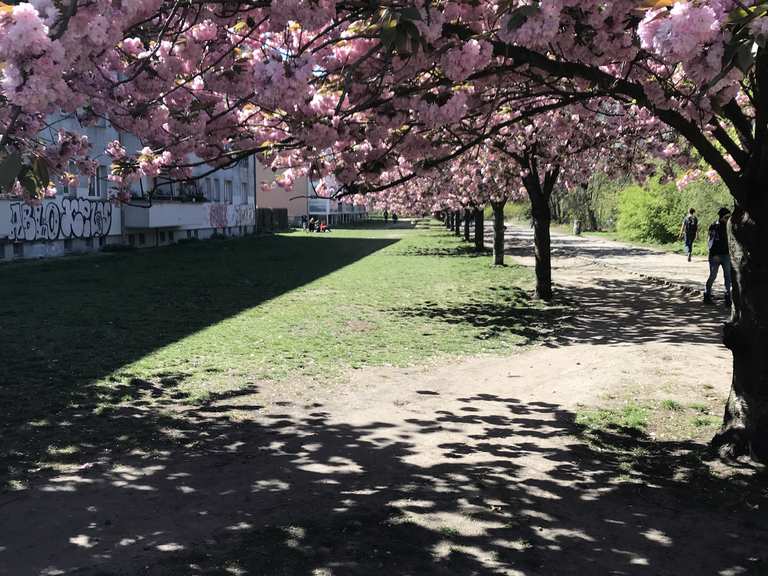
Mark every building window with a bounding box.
[239,158,249,179]
[240,182,249,205]
[13,243,23,258]
[214,179,221,202]
[159,231,166,243]
[224,180,233,203]
[138,233,146,245]
[168,231,174,243]
[193,229,199,238]
[89,165,108,198]
[204,179,212,200]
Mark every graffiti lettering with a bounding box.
[208,204,229,229]
[234,205,255,226]
[9,198,114,242]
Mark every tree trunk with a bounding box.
[528,187,553,301]
[454,211,462,236]
[463,208,471,241]
[712,205,768,461]
[474,207,485,252]
[522,161,559,301]
[491,200,506,266]
[445,211,452,230]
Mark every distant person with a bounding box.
[308,217,316,232]
[392,213,398,223]
[680,208,698,262]
[319,222,328,232]
[301,214,308,230]
[703,207,731,306]
[383,210,389,224]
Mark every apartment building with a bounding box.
[0,120,286,260]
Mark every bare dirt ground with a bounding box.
[2,224,766,576]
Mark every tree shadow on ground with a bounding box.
[398,286,566,344]
[395,275,723,348]
[2,389,766,575]
[396,244,492,259]
[0,234,398,488]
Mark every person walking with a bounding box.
[704,207,732,306]
[680,208,698,262]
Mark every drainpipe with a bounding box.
[252,154,258,235]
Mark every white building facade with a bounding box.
[0,119,270,260]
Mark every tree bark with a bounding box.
[531,199,553,301]
[491,200,506,266]
[524,163,559,301]
[454,210,462,236]
[445,211,452,230]
[463,208,471,241]
[712,204,768,461]
[474,207,485,252]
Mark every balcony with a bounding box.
[125,200,256,230]
[125,201,209,229]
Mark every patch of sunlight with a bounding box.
[252,479,290,492]
[41,568,66,576]
[719,568,748,576]
[6,479,28,492]
[226,522,253,531]
[177,485,196,494]
[296,456,363,474]
[157,543,186,552]
[47,445,79,456]
[111,464,165,480]
[110,480,157,491]
[642,528,673,547]
[119,538,138,547]
[69,535,97,548]
[492,538,534,551]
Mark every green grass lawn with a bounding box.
[1,220,551,487]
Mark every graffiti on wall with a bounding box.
[208,204,229,229]
[9,198,114,242]
[207,204,256,229]
[234,205,255,226]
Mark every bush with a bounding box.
[617,182,677,243]
[616,176,732,245]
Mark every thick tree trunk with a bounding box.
[454,211,462,236]
[463,208,471,241]
[474,207,485,252]
[712,205,768,461]
[491,201,506,266]
[445,212,452,230]
[528,187,553,301]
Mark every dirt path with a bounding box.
[501,223,721,297]
[2,226,766,576]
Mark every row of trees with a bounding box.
[0,1,766,460]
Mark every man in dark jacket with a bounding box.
[679,208,698,262]
[704,207,732,305]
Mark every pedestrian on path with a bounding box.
[679,208,698,262]
[703,207,732,306]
